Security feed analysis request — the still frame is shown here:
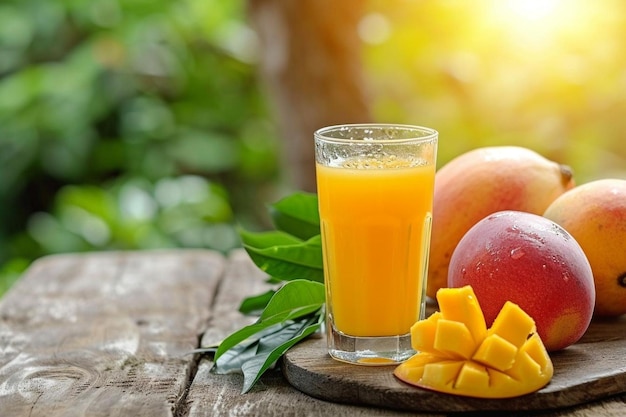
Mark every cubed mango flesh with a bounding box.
[421,361,463,388]
[410,311,442,353]
[472,334,517,372]
[433,319,475,359]
[394,285,553,398]
[436,286,487,344]
[488,301,537,347]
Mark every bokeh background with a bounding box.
[2,0,625,296]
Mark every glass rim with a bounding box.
[314,123,438,145]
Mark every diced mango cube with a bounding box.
[486,369,520,397]
[455,362,490,391]
[507,350,542,382]
[394,362,425,382]
[472,334,518,372]
[394,285,554,399]
[520,333,553,372]
[394,352,437,382]
[410,311,442,353]
[488,301,536,347]
[421,361,463,388]
[433,319,476,359]
[436,286,487,344]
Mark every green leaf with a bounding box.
[214,320,277,362]
[238,229,303,248]
[212,322,287,374]
[259,279,325,321]
[214,280,324,360]
[269,192,320,239]
[212,335,260,374]
[238,289,275,314]
[240,230,324,282]
[240,314,322,393]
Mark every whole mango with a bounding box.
[427,146,575,298]
[544,179,626,317]
[447,211,595,352]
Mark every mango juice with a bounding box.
[316,156,435,337]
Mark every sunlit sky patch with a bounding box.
[362,0,626,177]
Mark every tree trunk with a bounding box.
[248,0,373,193]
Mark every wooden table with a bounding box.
[0,249,625,416]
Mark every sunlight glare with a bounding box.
[501,0,561,21]
[484,0,598,49]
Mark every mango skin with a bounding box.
[428,146,575,298]
[447,211,595,352]
[543,179,626,316]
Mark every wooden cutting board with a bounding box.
[282,315,626,413]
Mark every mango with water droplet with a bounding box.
[447,210,595,351]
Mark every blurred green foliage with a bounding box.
[3,0,626,297]
[0,0,280,294]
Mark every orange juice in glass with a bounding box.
[314,124,437,365]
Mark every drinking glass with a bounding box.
[314,123,438,365]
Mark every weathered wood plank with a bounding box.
[3,249,625,416]
[185,250,446,417]
[0,250,225,417]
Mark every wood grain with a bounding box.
[282,315,626,413]
[2,249,626,416]
[0,250,224,417]
[184,250,445,417]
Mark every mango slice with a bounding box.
[394,285,554,398]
